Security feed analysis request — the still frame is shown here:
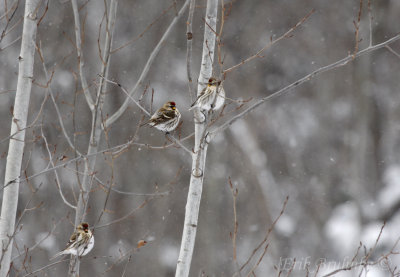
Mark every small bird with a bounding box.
[50,222,94,259]
[141,101,181,133]
[189,77,225,111]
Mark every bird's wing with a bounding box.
[150,109,176,125]
[65,232,78,249]
[49,232,77,260]
[190,87,207,107]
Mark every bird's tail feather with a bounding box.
[49,250,65,260]
[189,100,198,110]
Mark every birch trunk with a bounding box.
[68,1,118,276]
[0,0,39,276]
[175,0,218,276]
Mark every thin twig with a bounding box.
[95,173,173,196]
[39,45,83,156]
[94,122,116,229]
[364,222,386,262]
[100,75,192,155]
[0,183,43,266]
[322,230,400,277]
[0,0,18,21]
[352,0,363,58]
[3,15,23,38]
[211,34,400,137]
[105,0,190,127]
[99,75,150,116]
[240,196,289,273]
[71,0,94,110]
[245,244,269,277]
[0,0,20,44]
[22,259,69,277]
[166,133,193,155]
[0,35,21,51]
[229,178,242,277]
[121,255,132,277]
[223,9,314,74]
[0,133,195,192]
[385,45,400,59]
[95,198,152,229]
[110,132,194,154]
[12,219,62,261]
[111,3,175,53]
[42,128,76,209]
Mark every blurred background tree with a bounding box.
[0,0,399,276]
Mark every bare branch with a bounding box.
[0,131,193,193]
[211,34,400,137]
[71,0,94,110]
[105,0,190,128]
[0,0,20,44]
[95,173,173,196]
[22,259,69,277]
[111,3,175,53]
[385,45,400,59]
[223,9,315,74]
[245,244,269,277]
[99,75,150,116]
[94,198,152,229]
[41,128,77,209]
[229,178,241,277]
[0,0,18,21]
[352,0,363,58]
[0,35,21,51]
[240,196,289,273]
[39,47,83,156]
[12,219,62,262]
[100,75,192,155]
[166,133,193,155]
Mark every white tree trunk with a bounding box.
[0,0,39,276]
[175,0,218,276]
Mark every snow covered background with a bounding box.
[0,0,399,276]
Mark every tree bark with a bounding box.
[175,0,218,276]
[0,0,40,276]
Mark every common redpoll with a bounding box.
[50,222,94,259]
[189,77,225,111]
[142,101,181,133]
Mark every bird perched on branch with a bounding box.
[50,222,94,259]
[189,77,225,111]
[141,101,181,133]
